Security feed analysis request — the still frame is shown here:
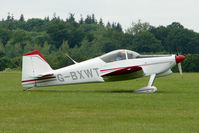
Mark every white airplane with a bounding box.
[21,49,185,93]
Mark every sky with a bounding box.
[0,0,199,32]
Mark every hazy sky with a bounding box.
[0,0,199,32]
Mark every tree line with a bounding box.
[0,13,199,72]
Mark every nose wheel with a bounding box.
[135,74,157,93]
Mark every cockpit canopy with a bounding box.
[100,49,140,63]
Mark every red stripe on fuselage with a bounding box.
[21,76,56,83]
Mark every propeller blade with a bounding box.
[178,63,183,78]
[174,41,185,78]
[174,41,179,56]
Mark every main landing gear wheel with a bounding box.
[134,86,157,93]
[134,74,157,93]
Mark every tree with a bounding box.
[85,15,92,24]
[11,30,29,46]
[0,41,5,57]
[126,19,151,35]
[25,18,45,31]
[116,23,123,32]
[111,22,117,29]
[167,22,184,29]
[32,32,50,45]
[99,18,104,25]
[1,13,199,72]
[132,32,163,53]
[5,41,15,57]
[68,28,85,47]
[34,44,42,51]
[11,14,14,22]
[67,13,75,23]
[0,56,12,71]
[91,14,97,24]
[164,23,199,54]
[149,26,169,51]
[44,16,50,22]
[59,40,69,52]
[14,43,23,56]
[11,57,22,69]
[84,14,97,24]
[0,28,12,45]
[46,22,70,48]
[6,12,12,22]
[106,22,111,29]
[41,41,50,55]
[19,14,25,21]
[24,41,34,53]
[102,41,117,52]
[79,15,84,24]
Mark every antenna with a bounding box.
[65,53,78,64]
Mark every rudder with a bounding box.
[22,50,53,87]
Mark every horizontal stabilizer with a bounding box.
[30,73,54,78]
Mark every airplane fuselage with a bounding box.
[31,55,176,87]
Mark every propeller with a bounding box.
[178,63,183,76]
[174,41,185,78]
[174,41,179,56]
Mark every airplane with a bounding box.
[21,49,185,93]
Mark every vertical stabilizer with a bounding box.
[22,50,53,87]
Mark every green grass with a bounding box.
[0,72,199,133]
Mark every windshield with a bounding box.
[126,50,140,59]
[100,49,140,63]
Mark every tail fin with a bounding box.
[22,50,53,87]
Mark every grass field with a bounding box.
[0,72,199,133]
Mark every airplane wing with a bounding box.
[100,66,144,81]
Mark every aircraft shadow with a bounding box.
[27,89,171,94]
[26,88,191,94]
